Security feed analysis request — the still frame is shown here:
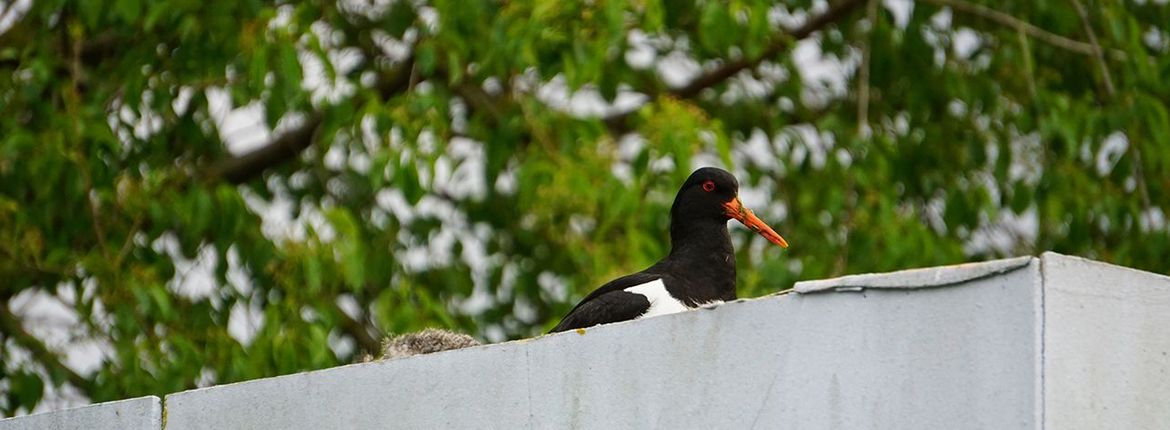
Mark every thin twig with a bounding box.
[1128,143,1153,216]
[1017,27,1038,100]
[332,303,383,354]
[114,216,144,268]
[857,0,879,137]
[922,0,1126,60]
[1067,0,1151,218]
[1068,0,1116,97]
[65,22,111,261]
[833,177,858,276]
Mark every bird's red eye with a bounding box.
[702,180,716,192]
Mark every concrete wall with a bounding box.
[0,396,160,430]
[1041,253,1170,429]
[3,252,1167,429]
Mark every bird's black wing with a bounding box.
[549,272,660,333]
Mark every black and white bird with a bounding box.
[550,167,788,332]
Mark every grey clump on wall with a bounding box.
[365,328,481,361]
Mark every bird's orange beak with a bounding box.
[722,197,789,248]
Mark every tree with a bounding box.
[1,0,1167,416]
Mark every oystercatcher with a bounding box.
[550,167,788,332]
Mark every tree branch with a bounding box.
[208,113,325,184]
[676,0,867,100]
[922,0,1127,60]
[0,300,97,397]
[604,0,867,133]
[453,80,508,127]
[207,56,415,184]
[331,303,382,355]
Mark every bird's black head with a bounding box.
[670,167,789,248]
[672,167,741,222]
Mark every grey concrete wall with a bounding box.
[0,396,160,430]
[6,252,1168,430]
[528,259,1040,430]
[1042,252,1170,430]
[164,257,1041,429]
[164,339,533,429]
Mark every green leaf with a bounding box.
[305,256,323,293]
[277,43,303,99]
[325,209,367,291]
[417,43,437,75]
[78,1,104,28]
[149,286,177,321]
[115,0,142,23]
[10,371,44,411]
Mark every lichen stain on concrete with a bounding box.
[575,328,587,336]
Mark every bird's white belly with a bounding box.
[624,279,722,318]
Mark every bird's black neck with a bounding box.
[662,219,738,304]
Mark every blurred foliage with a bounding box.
[1,0,1168,416]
